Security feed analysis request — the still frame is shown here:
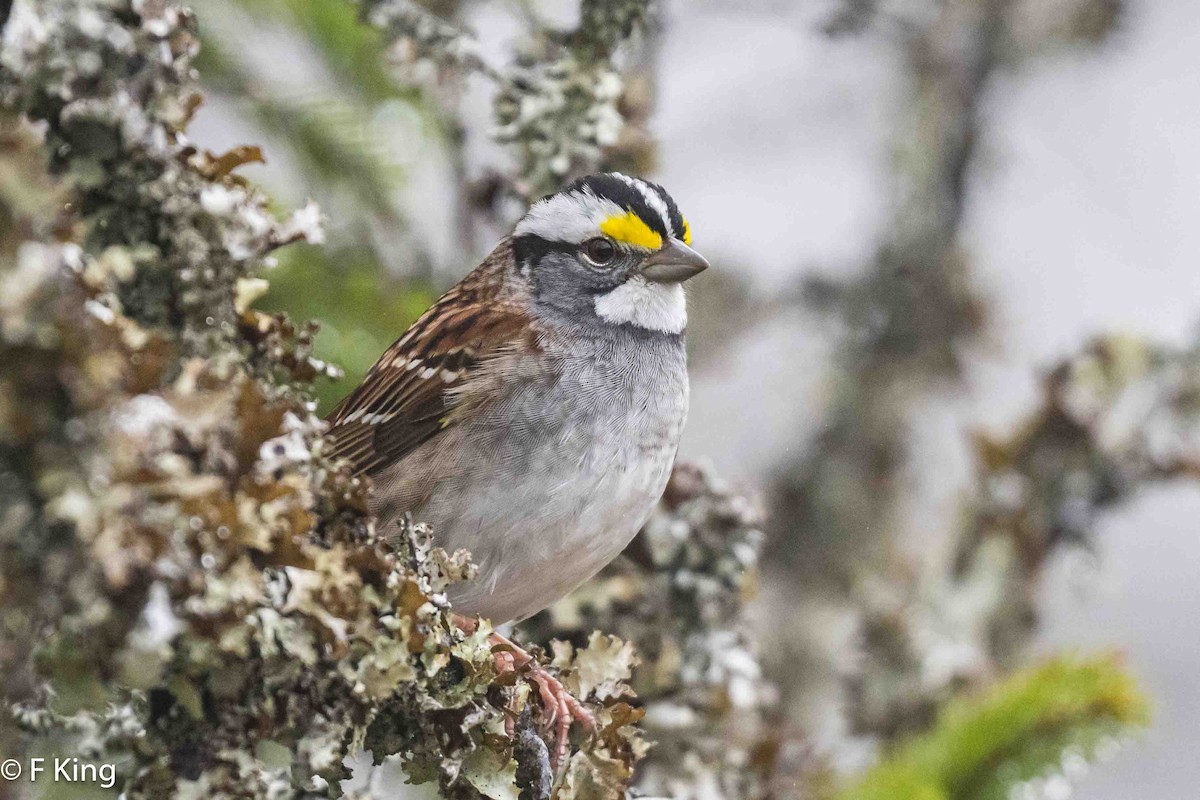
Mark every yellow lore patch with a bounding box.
[599,211,663,251]
[682,218,692,245]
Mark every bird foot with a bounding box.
[520,655,596,770]
[453,615,594,771]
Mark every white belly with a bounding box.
[424,426,678,623]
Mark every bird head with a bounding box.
[513,173,708,335]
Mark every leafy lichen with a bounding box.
[0,1,643,797]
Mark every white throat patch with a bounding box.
[594,277,687,334]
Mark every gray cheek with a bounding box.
[531,251,624,319]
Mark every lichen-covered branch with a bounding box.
[847,334,1194,742]
[491,0,651,195]
[361,0,654,198]
[0,1,645,797]
[360,0,495,81]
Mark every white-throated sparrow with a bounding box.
[325,173,706,764]
[325,172,707,627]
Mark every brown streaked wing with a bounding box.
[323,241,534,475]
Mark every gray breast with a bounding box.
[374,328,688,623]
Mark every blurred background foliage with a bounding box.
[262,243,435,411]
[193,0,451,411]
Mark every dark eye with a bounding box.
[582,237,617,267]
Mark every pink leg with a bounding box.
[453,615,595,770]
[518,655,596,769]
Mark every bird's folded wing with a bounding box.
[323,270,534,476]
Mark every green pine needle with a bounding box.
[839,652,1150,800]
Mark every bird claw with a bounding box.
[525,658,595,770]
[454,615,592,772]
